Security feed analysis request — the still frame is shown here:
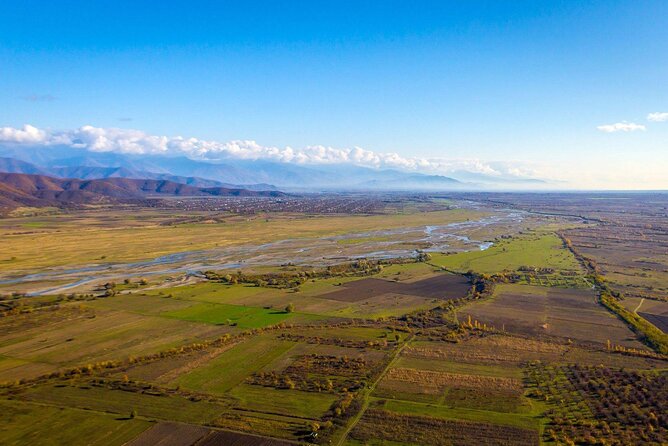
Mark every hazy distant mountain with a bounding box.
[0,157,50,175]
[446,170,547,186]
[0,146,510,191]
[48,166,279,191]
[0,156,279,191]
[0,172,284,210]
[356,173,462,191]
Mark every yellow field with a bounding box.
[0,208,486,273]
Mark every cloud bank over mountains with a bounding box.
[0,124,537,180]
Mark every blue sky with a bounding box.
[1,1,667,188]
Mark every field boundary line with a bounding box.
[334,334,413,446]
[633,298,645,314]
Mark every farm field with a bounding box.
[430,232,583,275]
[126,423,211,446]
[562,221,668,304]
[0,303,230,381]
[136,270,470,321]
[163,303,298,328]
[0,399,152,446]
[126,422,296,446]
[367,335,544,444]
[1,195,667,445]
[174,335,296,394]
[348,407,539,446]
[458,283,644,348]
[320,275,470,301]
[20,382,230,424]
[620,297,668,333]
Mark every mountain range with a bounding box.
[0,156,278,191]
[0,172,283,211]
[0,146,547,191]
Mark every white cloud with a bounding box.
[647,112,668,122]
[596,122,646,133]
[0,124,48,144]
[0,123,544,180]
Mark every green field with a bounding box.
[375,262,443,282]
[21,383,228,424]
[379,398,541,431]
[298,326,402,341]
[0,306,227,380]
[88,294,199,315]
[142,282,270,305]
[393,357,522,379]
[164,302,296,328]
[431,232,582,274]
[175,335,295,394]
[229,384,337,419]
[0,399,151,446]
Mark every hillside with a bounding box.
[0,172,283,211]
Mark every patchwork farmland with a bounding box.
[1,194,667,445]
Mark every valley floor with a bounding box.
[0,195,666,445]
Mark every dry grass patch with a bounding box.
[0,306,227,369]
[404,336,567,365]
[384,368,522,392]
[350,408,538,446]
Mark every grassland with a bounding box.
[21,382,228,424]
[0,305,228,381]
[0,399,151,446]
[163,302,296,328]
[379,399,539,431]
[0,208,486,273]
[374,262,443,282]
[229,384,337,419]
[431,232,582,274]
[142,282,270,305]
[393,356,522,379]
[175,335,296,394]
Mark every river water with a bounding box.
[1,209,525,296]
